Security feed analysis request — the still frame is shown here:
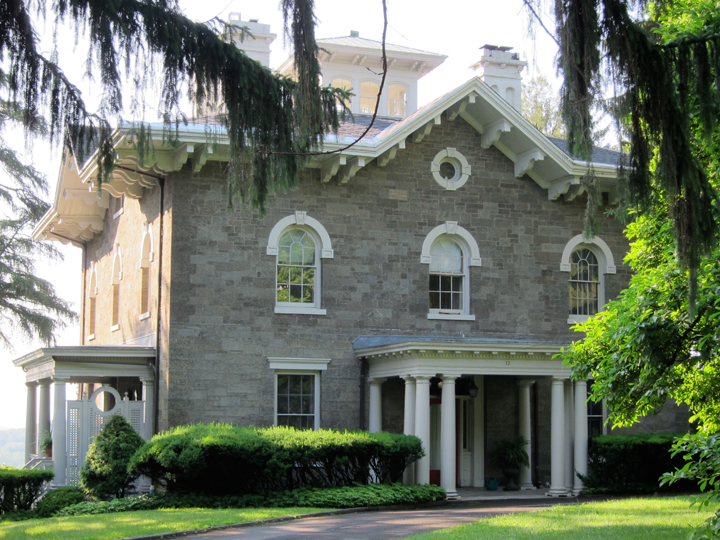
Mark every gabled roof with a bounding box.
[34,77,624,245]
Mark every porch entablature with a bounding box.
[354,336,571,379]
[13,346,156,384]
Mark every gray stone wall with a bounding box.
[160,118,635,468]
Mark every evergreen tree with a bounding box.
[1,0,345,214]
[522,75,566,138]
[0,87,75,348]
[525,0,720,280]
[79,414,145,500]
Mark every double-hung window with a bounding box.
[276,229,317,306]
[429,238,465,313]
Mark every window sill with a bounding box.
[112,208,124,220]
[427,313,476,321]
[110,324,120,332]
[139,312,151,321]
[87,334,95,341]
[567,315,592,325]
[275,306,327,316]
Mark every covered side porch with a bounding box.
[13,346,156,486]
[354,336,589,499]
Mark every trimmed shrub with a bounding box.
[80,414,145,500]
[129,424,424,495]
[0,467,54,514]
[580,433,696,494]
[34,486,86,517]
[57,483,446,516]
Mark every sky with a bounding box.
[0,0,561,430]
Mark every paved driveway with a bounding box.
[188,503,553,540]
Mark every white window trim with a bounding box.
[138,312,151,321]
[110,324,120,332]
[422,222,481,320]
[139,223,154,268]
[267,212,332,315]
[87,334,96,341]
[269,358,330,431]
[561,235,615,325]
[430,148,471,191]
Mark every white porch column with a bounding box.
[472,375,485,488]
[414,376,431,485]
[37,380,51,455]
[548,377,567,496]
[402,376,416,484]
[52,377,69,486]
[141,377,155,440]
[368,378,385,433]
[440,376,458,499]
[517,379,535,490]
[573,380,589,495]
[24,382,37,463]
[564,380,575,494]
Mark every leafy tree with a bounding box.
[522,75,566,138]
[79,414,145,500]
[0,88,75,348]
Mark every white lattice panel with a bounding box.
[67,404,81,486]
[129,404,144,437]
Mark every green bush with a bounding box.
[0,467,54,514]
[57,483,446,516]
[128,424,424,495]
[34,486,86,517]
[80,414,145,500]
[580,433,696,494]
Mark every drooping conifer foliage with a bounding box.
[1,0,344,214]
[527,0,720,280]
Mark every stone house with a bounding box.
[14,14,688,498]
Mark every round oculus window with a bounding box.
[431,148,471,190]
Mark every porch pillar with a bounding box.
[37,380,51,455]
[564,380,575,495]
[573,380,589,495]
[52,377,69,486]
[24,382,37,463]
[517,379,535,490]
[548,377,567,496]
[414,376,431,485]
[402,376,416,484]
[440,376,458,499]
[368,378,385,433]
[472,375,485,488]
[141,378,155,440]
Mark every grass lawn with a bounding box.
[406,497,713,540]
[0,507,328,540]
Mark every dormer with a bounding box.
[278,31,447,118]
[226,13,276,68]
[469,45,526,111]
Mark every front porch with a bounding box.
[355,336,589,499]
[13,346,156,486]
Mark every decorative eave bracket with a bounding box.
[377,139,406,167]
[481,119,512,149]
[515,148,545,178]
[413,116,441,143]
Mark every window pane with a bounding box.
[429,274,439,290]
[430,239,463,273]
[301,395,313,414]
[278,246,291,264]
[289,395,301,413]
[288,375,301,394]
[278,375,289,394]
[360,82,379,113]
[304,286,314,303]
[451,276,463,292]
[429,291,440,309]
[304,268,315,285]
[290,242,304,265]
[303,246,316,266]
[451,292,463,310]
[302,375,313,394]
[277,396,289,414]
[440,275,452,291]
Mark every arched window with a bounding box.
[139,224,153,318]
[429,238,465,312]
[569,247,599,316]
[88,263,98,339]
[421,222,481,321]
[387,84,407,116]
[360,81,379,114]
[267,212,333,315]
[332,78,352,111]
[560,234,616,324]
[111,245,123,330]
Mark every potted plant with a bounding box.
[39,430,53,458]
[489,436,529,491]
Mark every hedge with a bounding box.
[33,486,86,518]
[580,433,696,494]
[128,425,423,495]
[57,483,446,516]
[0,467,54,514]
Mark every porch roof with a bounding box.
[13,346,156,384]
[353,336,572,379]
